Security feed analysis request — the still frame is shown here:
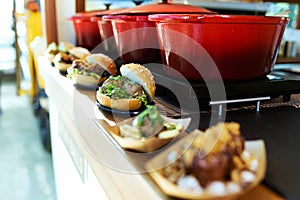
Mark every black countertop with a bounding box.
[154,64,300,199]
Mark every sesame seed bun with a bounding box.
[53,53,72,71]
[96,63,156,111]
[96,92,142,111]
[85,53,117,76]
[69,47,90,59]
[120,63,155,102]
[69,53,117,87]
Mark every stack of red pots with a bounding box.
[69,10,104,50]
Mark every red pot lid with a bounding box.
[95,8,125,17]
[91,9,125,22]
[110,2,214,15]
[69,10,106,21]
[149,14,289,24]
[102,15,149,22]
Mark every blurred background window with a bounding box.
[0,1,15,74]
[266,2,299,29]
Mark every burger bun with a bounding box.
[69,47,90,59]
[120,63,155,102]
[70,53,116,87]
[85,53,117,76]
[53,53,72,71]
[58,42,74,53]
[96,63,155,111]
[72,74,103,87]
[97,92,142,111]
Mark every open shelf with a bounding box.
[277,57,300,64]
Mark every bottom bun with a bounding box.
[54,61,72,71]
[46,54,55,64]
[72,74,103,87]
[96,92,142,111]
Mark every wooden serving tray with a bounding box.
[96,116,191,153]
[145,130,266,200]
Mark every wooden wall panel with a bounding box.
[44,0,58,44]
[76,0,85,12]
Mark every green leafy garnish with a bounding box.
[88,72,101,79]
[67,67,101,79]
[164,123,177,130]
[102,81,117,96]
[135,105,164,128]
[100,75,149,105]
[108,75,122,81]
[138,92,148,106]
[67,68,78,79]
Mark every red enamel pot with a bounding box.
[91,9,124,56]
[102,2,214,64]
[69,10,104,50]
[103,14,161,64]
[149,14,289,81]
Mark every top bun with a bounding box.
[46,42,58,55]
[120,63,155,102]
[86,53,117,76]
[69,47,90,59]
[58,42,74,53]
